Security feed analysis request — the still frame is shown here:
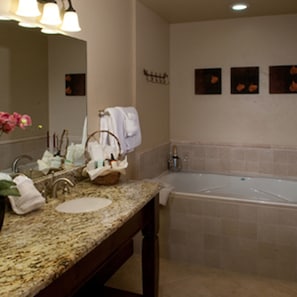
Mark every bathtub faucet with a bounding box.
[168,145,181,172]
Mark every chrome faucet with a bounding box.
[12,154,33,173]
[51,177,75,199]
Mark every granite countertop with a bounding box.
[0,179,160,297]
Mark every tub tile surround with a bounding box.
[136,142,170,179]
[160,195,297,281]
[135,141,297,180]
[135,142,297,282]
[171,142,297,180]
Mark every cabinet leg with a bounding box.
[142,196,159,297]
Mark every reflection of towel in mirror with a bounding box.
[99,106,141,155]
[8,175,45,215]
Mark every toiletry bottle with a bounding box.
[172,146,180,171]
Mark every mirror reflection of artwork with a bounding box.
[269,65,297,94]
[231,67,259,94]
[195,68,222,94]
[65,73,86,96]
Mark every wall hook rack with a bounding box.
[143,69,169,85]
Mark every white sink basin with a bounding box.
[55,197,112,214]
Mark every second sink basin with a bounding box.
[56,197,112,214]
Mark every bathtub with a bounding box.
[156,171,297,281]
[158,171,297,207]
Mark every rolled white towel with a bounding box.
[150,177,173,206]
[159,185,173,206]
[8,175,45,215]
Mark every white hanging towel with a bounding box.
[116,106,142,152]
[99,106,142,155]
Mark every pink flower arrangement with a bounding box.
[0,112,32,135]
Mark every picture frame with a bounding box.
[231,67,259,94]
[269,65,297,94]
[194,68,222,95]
[65,73,86,96]
[231,66,259,94]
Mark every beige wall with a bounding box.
[71,0,169,153]
[71,0,134,134]
[170,14,297,147]
[135,1,170,151]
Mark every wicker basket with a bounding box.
[85,130,122,185]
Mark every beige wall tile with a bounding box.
[278,208,297,226]
[277,226,297,247]
[258,224,277,244]
[258,207,279,224]
[238,204,258,222]
[239,222,257,239]
[221,219,239,237]
[219,203,239,219]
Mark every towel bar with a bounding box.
[98,110,110,117]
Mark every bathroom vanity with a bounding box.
[0,179,160,297]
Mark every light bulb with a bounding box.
[231,3,248,11]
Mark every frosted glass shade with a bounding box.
[16,0,41,17]
[40,3,62,25]
[41,27,59,34]
[61,11,81,32]
[0,0,11,20]
[19,21,39,28]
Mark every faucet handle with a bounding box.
[62,181,71,195]
[52,178,75,199]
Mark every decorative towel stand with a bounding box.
[143,68,169,85]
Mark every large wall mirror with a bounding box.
[0,20,87,173]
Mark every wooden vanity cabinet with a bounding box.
[35,194,159,297]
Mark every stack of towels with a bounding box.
[0,173,46,215]
[99,106,142,155]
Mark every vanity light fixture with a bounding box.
[231,3,248,11]
[13,0,81,33]
[39,0,81,32]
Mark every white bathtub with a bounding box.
[158,171,297,207]
[156,171,297,280]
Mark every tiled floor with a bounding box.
[106,254,297,297]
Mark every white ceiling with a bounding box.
[138,0,297,23]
